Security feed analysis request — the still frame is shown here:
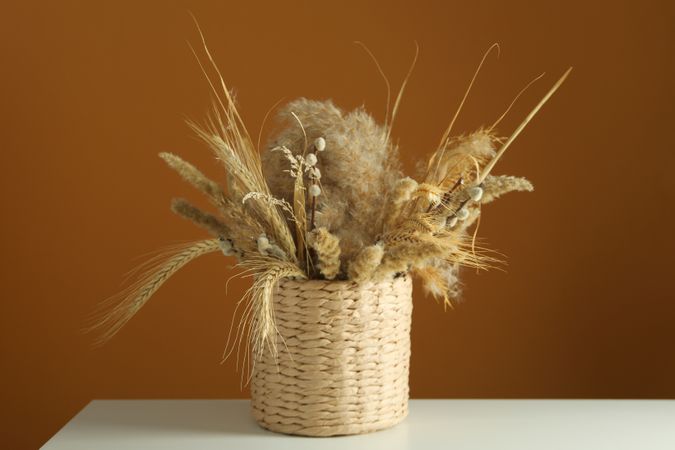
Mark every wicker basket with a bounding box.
[250,275,413,436]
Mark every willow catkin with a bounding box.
[159,152,225,206]
[481,175,533,204]
[171,198,230,238]
[348,243,384,283]
[307,227,341,280]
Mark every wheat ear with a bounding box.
[224,257,306,383]
[86,239,220,346]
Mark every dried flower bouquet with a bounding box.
[89,36,569,376]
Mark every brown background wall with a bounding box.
[2,0,674,448]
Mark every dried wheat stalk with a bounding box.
[87,239,220,345]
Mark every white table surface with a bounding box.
[42,399,675,449]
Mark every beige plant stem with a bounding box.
[479,67,572,183]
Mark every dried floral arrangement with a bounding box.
[89,34,570,368]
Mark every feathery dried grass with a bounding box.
[424,129,497,188]
[412,261,462,309]
[482,175,534,204]
[190,115,296,262]
[187,24,296,262]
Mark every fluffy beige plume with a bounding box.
[348,244,385,283]
[307,227,341,280]
[424,130,497,188]
[412,260,462,309]
[263,99,403,263]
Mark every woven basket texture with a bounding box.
[250,275,413,436]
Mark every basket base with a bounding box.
[251,402,409,437]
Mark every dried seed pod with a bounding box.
[467,185,484,202]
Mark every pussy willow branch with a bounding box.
[428,176,464,213]
[309,145,319,231]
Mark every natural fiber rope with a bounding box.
[250,275,413,436]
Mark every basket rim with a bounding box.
[277,273,412,289]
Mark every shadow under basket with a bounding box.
[250,275,413,437]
